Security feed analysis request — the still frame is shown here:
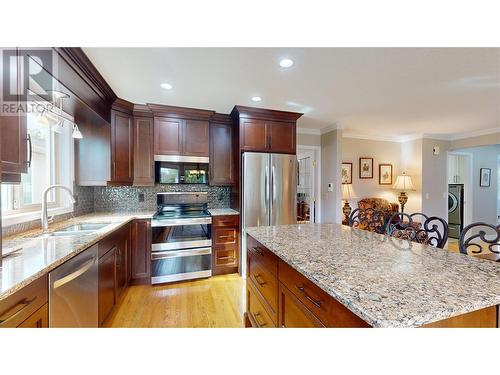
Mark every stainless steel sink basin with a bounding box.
[59,223,111,232]
[33,223,112,239]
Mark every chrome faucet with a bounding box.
[41,185,76,231]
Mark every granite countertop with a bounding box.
[0,211,155,301]
[208,208,239,216]
[246,223,500,328]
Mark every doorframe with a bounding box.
[297,145,321,223]
[446,150,473,226]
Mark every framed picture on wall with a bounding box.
[342,162,353,184]
[480,168,491,187]
[379,164,393,185]
[359,157,374,179]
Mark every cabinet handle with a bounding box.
[296,285,322,308]
[218,235,233,239]
[252,246,264,256]
[253,312,267,328]
[0,297,36,326]
[217,256,234,260]
[26,134,32,167]
[253,273,266,286]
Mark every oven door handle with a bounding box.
[151,247,212,260]
[151,217,212,227]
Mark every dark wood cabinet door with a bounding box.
[131,220,151,282]
[268,121,296,154]
[154,117,182,155]
[133,116,154,185]
[240,119,268,152]
[278,283,324,328]
[182,119,209,156]
[246,281,276,328]
[1,48,28,177]
[210,122,234,185]
[110,109,134,183]
[115,240,127,299]
[17,304,49,328]
[98,247,116,326]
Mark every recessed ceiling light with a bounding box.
[279,58,294,68]
[160,83,173,90]
[251,96,262,102]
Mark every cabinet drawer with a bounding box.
[0,275,48,328]
[214,228,237,245]
[248,255,278,320]
[247,280,276,328]
[247,235,278,277]
[279,260,369,328]
[212,215,239,227]
[214,247,238,267]
[278,282,324,328]
[17,304,48,328]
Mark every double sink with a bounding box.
[35,222,112,239]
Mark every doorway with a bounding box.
[297,146,320,223]
[447,151,473,238]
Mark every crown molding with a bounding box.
[297,127,321,135]
[447,127,500,141]
[342,130,423,143]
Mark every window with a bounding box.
[1,111,74,222]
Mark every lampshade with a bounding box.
[393,172,415,191]
[342,183,357,200]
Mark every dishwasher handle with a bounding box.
[53,256,96,289]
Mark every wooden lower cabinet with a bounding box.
[115,225,130,298]
[278,283,324,328]
[130,219,151,283]
[211,215,240,276]
[98,247,116,326]
[247,280,276,328]
[17,304,49,328]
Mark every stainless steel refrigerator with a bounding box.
[241,152,297,276]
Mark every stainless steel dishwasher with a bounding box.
[49,244,99,327]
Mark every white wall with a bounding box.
[452,145,500,224]
[421,138,451,220]
[341,137,422,213]
[321,129,342,223]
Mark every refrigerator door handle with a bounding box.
[271,165,276,202]
[265,165,269,206]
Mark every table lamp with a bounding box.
[392,172,415,213]
[342,184,357,225]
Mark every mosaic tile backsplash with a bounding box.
[94,184,231,212]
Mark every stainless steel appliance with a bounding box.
[241,152,297,275]
[155,155,209,184]
[151,192,212,284]
[448,184,464,239]
[49,244,98,327]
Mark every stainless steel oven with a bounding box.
[151,192,212,284]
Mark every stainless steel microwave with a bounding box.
[154,155,209,184]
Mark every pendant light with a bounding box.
[72,123,83,139]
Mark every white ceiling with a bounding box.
[83,48,500,139]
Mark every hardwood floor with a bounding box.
[104,274,245,328]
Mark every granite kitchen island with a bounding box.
[245,223,500,328]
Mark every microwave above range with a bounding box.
[155,155,209,184]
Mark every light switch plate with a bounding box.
[328,183,333,192]
[433,146,440,155]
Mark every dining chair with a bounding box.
[458,222,500,260]
[348,207,388,235]
[385,212,448,249]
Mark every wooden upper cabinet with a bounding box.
[133,115,154,186]
[149,104,215,158]
[210,115,235,185]
[231,106,303,155]
[154,117,182,155]
[183,119,209,156]
[240,119,268,152]
[1,48,28,180]
[268,121,296,154]
[110,99,134,185]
